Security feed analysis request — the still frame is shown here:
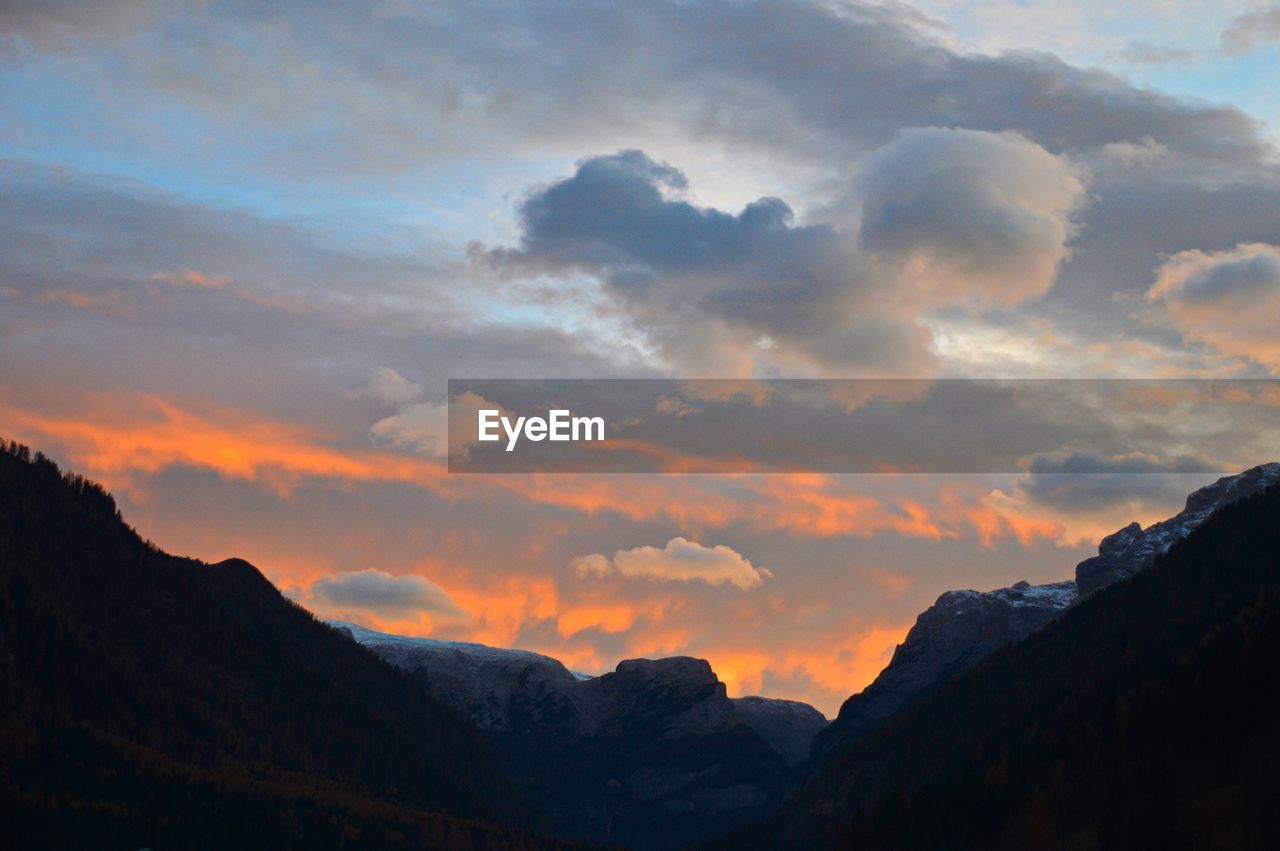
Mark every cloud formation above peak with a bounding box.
[478,133,1085,375]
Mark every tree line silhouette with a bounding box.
[0,439,581,850]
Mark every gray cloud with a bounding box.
[1019,450,1222,511]
[476,150,855,336]
[478,134,1083,373]
[0,161,652,436]
[2,1,1268,175]
[311,569,468,619]
[1220,5,1280,55]
[852,127,1085,306]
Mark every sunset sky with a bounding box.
[3,1,1280,715]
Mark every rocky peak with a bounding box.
[608,656,723,696]
[1184,462,1280,515]
[1076,462,1280,597]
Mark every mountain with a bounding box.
[807,463,1280,772]
[731,475,1280,849]
[336,621,827,850]
[0,441,575,850]
[1075,462,1280,597]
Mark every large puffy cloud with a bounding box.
[572,537,773,590]
[479,136,1084,374]
[475,149,868,371]
[311,569,468,620]
[1148,243,1280,370]
[854,128,1085,306]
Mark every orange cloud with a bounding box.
[938,484,1063,548]
[0,390,447,498]
[557,603,641,637]
[445,575,561,649]
[4,388,1064,555]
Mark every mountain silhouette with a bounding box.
[0,441,575,850]
[727,474,1280,849]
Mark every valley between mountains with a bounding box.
[4,440,1278,849]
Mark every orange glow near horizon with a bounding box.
[0,389,1097,715]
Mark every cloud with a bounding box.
[570,552,613,579]
[369,386,510,461]
[0,389,450,498]
[1018,450,1222,510]
[476,149,852,330]
[311,569,468,620]
[478,136,1083,375]
[1118,42,1198,65]
[8,0,1266,174]
[1148,243,1280,370]
[151,268,228,289]
[369,401,448,458]
[1220,5,1280,55]
[5,1,1279,383]
[0,0,163,51]
[364,368,423,407]
[1099,137,1169,169]
[573,537,773,590]
[852,127,1086,307]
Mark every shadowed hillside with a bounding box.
[729,481,1280,850]
[0,441,577,850]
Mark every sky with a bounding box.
[2,0,1279,716]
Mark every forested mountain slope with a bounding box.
[0,441,574,850]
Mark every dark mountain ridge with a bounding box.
[808,463,1280,773]
[0,441,574,850]
[731,475,1280,849]
[335,621,827,850]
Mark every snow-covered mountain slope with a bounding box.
[332,621,588,731]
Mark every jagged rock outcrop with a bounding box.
[807,462,1280,774]
[335,622,827,850]
[1075,462,1280,596]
